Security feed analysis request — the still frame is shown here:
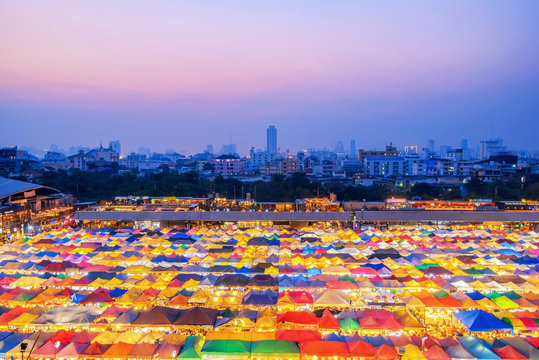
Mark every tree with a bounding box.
[203,162,214,171]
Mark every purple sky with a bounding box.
[1,1,538,155]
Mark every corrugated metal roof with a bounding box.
[74,209,539,223]
[357,210,539,223]
[0,176,59,201]
[74,211,351,222]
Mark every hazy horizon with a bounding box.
[1,1,538,155]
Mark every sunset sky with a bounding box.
[1,1,538,154]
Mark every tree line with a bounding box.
[17,170,539,202]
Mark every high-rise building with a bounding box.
[349,140,356,158]
[220,144,237,156]
[428,139,435,153]
[480,138,506,159]
[267,125,277,153]
[109,140,121,156]
[138,147,151,157]
[461,138,468,150]
[334,141,345,156]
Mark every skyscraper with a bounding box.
[334,141,345,155]
[350,139,356,158]
[220,144,237,155]
[267,125,277,153]
[480,138,506,159]
[428,139,435,153]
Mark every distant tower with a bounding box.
[428,139,435,154]
[334,141,345,155]
[109,140,121,155]
[205,144,214,154]
[461,138,468,150]
[350,140,356,158]
[267,125,277,153]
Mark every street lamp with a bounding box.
[20,342,27,360]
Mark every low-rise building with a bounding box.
[212,155,243,176]
[364,157,404,177]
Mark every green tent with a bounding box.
[178,336,204,359]
[491,296,519,308]
[250,340,300,359]
[501,291,522,300]
[415,263,440,270]
[485,291,502,299]
[432,290,449,299]
[463,267,483,277]
[10,292,35,302]
[200,340,250,359]
[339,317,361,330]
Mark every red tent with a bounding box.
[300,341,349,357]
[277,311,317,325]
[437,295,463,308]
[81,342,110,357]
[379,316,404,331]
[326,280,358,289]
[438,337,459,348]
[70,330,98,344]
[317,309,340,329]
[47,330,77,344]
[288,291,314,304]
[526,337,539,348]
[492,345,527,360]
[167,279,184,288]
[55,343,89,359]
[276,330,322,342]
[424,345,451,360]
[32,342,66,358]
[389,335,413,347]
[55,288,76,297]
[0,305,28,325]
[143,288,161,297]
[359,316,381,329]
[79,288,114,304]
[98,305,125,318]
[350,267,378,276]
[347,340,376,358]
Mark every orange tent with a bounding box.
[376,344,399,360]
[103,342,136,358]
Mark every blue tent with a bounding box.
[455,310,513,333]
[70,293,88,304]
[465,291,486,300]
[109,287,128,298]
[459,336,502,360]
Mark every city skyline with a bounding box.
[3,133,532,159]
[1,1,539,154]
